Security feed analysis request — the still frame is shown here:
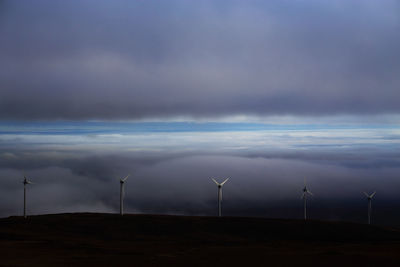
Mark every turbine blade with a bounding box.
[370,191,376,198]
[363,192,369,197]
[212,178,219,185]
[301,192,306,199]
[122,174,130,182]
[220,178,229,186]
[307,191,313,196]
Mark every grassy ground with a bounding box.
[0,213,399,266]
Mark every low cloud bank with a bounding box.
[1,125,400,224]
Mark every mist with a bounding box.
[0,122,399,225]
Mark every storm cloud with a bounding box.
[1,0,400,120]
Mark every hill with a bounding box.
[0,213,399,266]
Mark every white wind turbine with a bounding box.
[212,178,229,217]
[301,179,313,220]
[119,174,130,216]
[22,174,34,219]
[363,191,376,225]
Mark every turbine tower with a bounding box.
[301,179,313,220]
[22,175,33,219]
[212,178,229,217]
[363,191,376,225]
[119,174,130,216]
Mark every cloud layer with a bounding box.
[1,0,400,120]
[1,123,400,225]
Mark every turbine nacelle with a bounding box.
[120,174,130,184]
[302,179,313,198]
[23,176,33,185]
[301,189,313,198]
[364,191,376,200]
[212,178,229,187]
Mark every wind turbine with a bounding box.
[301,179,313,220]
[119,174,130,216]
[212,178,229,217]
[363,191,376,225]
[22,175,34,219]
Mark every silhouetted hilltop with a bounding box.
[0,213,399,266]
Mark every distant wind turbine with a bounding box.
[22,175,34,219]
[212,178,229,217]
[119,174,130,216]
[301,179,313,220]
[363,191,376,225]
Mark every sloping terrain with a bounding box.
[0,213,399,266]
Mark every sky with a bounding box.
[1,0,400,120]
[0,0,400,225]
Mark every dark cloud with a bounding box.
[0,0,400,120]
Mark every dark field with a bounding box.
[0,213,400,266]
